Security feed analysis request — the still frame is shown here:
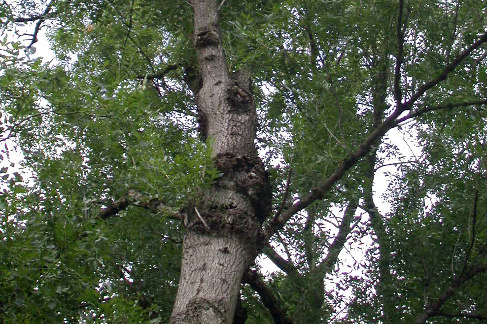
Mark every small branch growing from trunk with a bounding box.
[97,189,183,220]
[194,207,210,232]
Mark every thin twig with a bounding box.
[194,207,210,231]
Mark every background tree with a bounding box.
[1,0,487,323]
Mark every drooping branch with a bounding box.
[243,269,294,324]
[460,191,479,276]
[414,263,487,324]
[97,189,183,220]
[393,0,405,105]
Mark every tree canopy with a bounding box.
[1,0,487,323]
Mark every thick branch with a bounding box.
[243,269,293,324]
[262,244,300,278]
[97,189,183,220]
[414,264,487,324]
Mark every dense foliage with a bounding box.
[1,0,486,322]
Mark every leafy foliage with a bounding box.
[1,0,487,322]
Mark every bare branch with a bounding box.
[194,207,210,232]
[243,269,294,324]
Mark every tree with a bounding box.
[1,0,487,322]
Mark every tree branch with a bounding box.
[414,263,487,324]
[264,30,487,239]
[272,167,293,223]
[317,200,358,273]
[243,269,294,324]
[436,311,487,320]
[403,30,487,110]
[460,191,479,276]
[395,99,487,125]
[97,189,184,220]
[394,0,405,105]
[13,0,56,50]
[136,64,181,81]
[13,0,55,23]
[264,110,397,238]
[262,244,300,278]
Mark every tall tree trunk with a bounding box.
[170,0,270,322]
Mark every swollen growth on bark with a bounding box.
[170,0,271,322]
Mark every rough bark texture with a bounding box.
[170,0,270,322]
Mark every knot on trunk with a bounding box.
[215,153,272,222]
[227,70,253,113]
[195,27,220,48]
[186,205,264,245]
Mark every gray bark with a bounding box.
[170,0,270,322]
